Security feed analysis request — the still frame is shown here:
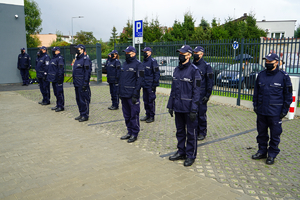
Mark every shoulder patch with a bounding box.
[137,60,141,63]
[191,64,198,70]
[279,70,288,75]
[84,56,87,59]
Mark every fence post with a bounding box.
[237,38,244,106]
[96,43,102,83]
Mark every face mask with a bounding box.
[265,63,275,70]
[52,51,56,57]
[21,50,24,54]
[39,50,43,55]
[193,54,200,61]
[125,53,131,61]
[179,54,187,64]
[75,49,80,55]
[111,54,114,59]
[143,52,148,59]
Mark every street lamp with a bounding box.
[71,16,84,44]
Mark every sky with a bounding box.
[36,0,300,42]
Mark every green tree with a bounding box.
[109,26,118,45]
[75,31,98,45]
[295,24,300,38]
[199,17,210,31]
[191,27,211,41]
[50,41,70,47]
[143,17,163,42]
[119,20,133,43]
[24,0,42,47]
[182,12,195,41]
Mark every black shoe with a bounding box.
[55,107,64,112]
[266,157,275,165]
[140,116,150,121]
[169,152,186,161]
[184,158,195,167]
[127,135,137,143]
[78,117,88,122]
[108,106,113,110]
[22,83,26,86]
[75,116,82,120]
[120,134,131,140]
[197,134,206,140]
[41,102,50,105]
[252,152,267,160]
[51,107,57,110]
[38,101,43,104]
[110,106,118,110]
[146,117,154,123]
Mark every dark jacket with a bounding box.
[141,56,160,88]
[253,67,293,116]
[35,53,50,79]
[167,61,202,113]
[107,58,121,84]
[72,53,92,87]
[18,53,31,69]
[46,53,64,82]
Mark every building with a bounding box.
[0,0,27,84]
[256,20,296,39]
[35,34,72,47]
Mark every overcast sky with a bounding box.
[36,0,300,42]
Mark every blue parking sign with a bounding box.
[135,20,143,37]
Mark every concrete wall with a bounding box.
[0,1,27,84]
[256,20,296,38]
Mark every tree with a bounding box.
[199,17,210,31]
[295,24,300,38]
[119,20,133,43]
[109,26,118,45]
[143,17,163,42]
[74,31,98,45]
[24,0,42,47]
[182,12,195,41]
[191,27,211,41]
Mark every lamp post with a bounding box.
[71,16,84,44]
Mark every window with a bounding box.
[271,32,285,39]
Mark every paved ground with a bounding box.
[1,82,299,199]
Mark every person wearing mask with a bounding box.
[17,48,31,86]
[192,46,214,141]
[140,47,160,123]
[73,44,92,122]
[167,45,201,167]
[107,50,121,110]
[36,46,50,105]
[119,46,144,143]
[47,47,65,112]
[252,53,293,165]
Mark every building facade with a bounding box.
[256,20,297,39]
[0,0,27,84]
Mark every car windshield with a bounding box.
[168,60,179,67]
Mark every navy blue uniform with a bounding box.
[167,61,201,159]
[141,56,160,118]
[47,54,65,109]
[193,58,214,137]
[36,53,51,103]
[17,52,31,85]
[253,67,293,158]
[73,53,92,119]
[107,58,121,108]
[118,56,144,137]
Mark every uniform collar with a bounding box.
[266,66,279,76]
[179,60,191,70]
[144,55,151,62]
[77,53,84,59]
[193,57,203,65]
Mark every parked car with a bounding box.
[216,63,264,88]
[155,56,178,79]
[91,59,108,73]
[210,62,231,85]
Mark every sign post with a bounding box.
[135,20,143,60]
[232,41,239,58]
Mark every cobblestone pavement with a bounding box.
[6,83,300,200]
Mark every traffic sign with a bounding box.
[135,20,143,44]
[232,41,239,49]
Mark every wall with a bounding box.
[256,20,296,38]
[36,34,57,47]
[0,0,27,84]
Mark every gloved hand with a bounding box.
[253,107,257,114]
[280,112,287,119]
[58,78,63,84]
[132,97,137,104]
[189,112,197,122]
[82,85,87,92]
[152,86,156,92]
[168,109,174,117]
[202,96,209,104]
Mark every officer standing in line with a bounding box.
[119,46,144,143]
[140,47,160,123]
[107,50,121,110]
[73,44,92,122]
[192,46,214,141]
[17,48,31,86]
[252,53,293,165]
[167,45,201,167]
[47,47,65,112]
[36,46,50,105]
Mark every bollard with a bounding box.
[287,76,300,120]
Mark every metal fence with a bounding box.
[115,38,300,106]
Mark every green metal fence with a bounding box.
[115,38,300,106]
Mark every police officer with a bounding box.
[73,44,92,122]
[107,50,121,110]
[252,53,293,165]
[119,46,144,143]
[193,46,214,141]
[17,48,31,86]
[167,45,201,167]
[36,46,51,105]
[47,47,65,112]
[140,47,160,123]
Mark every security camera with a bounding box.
[15,15,18,19]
